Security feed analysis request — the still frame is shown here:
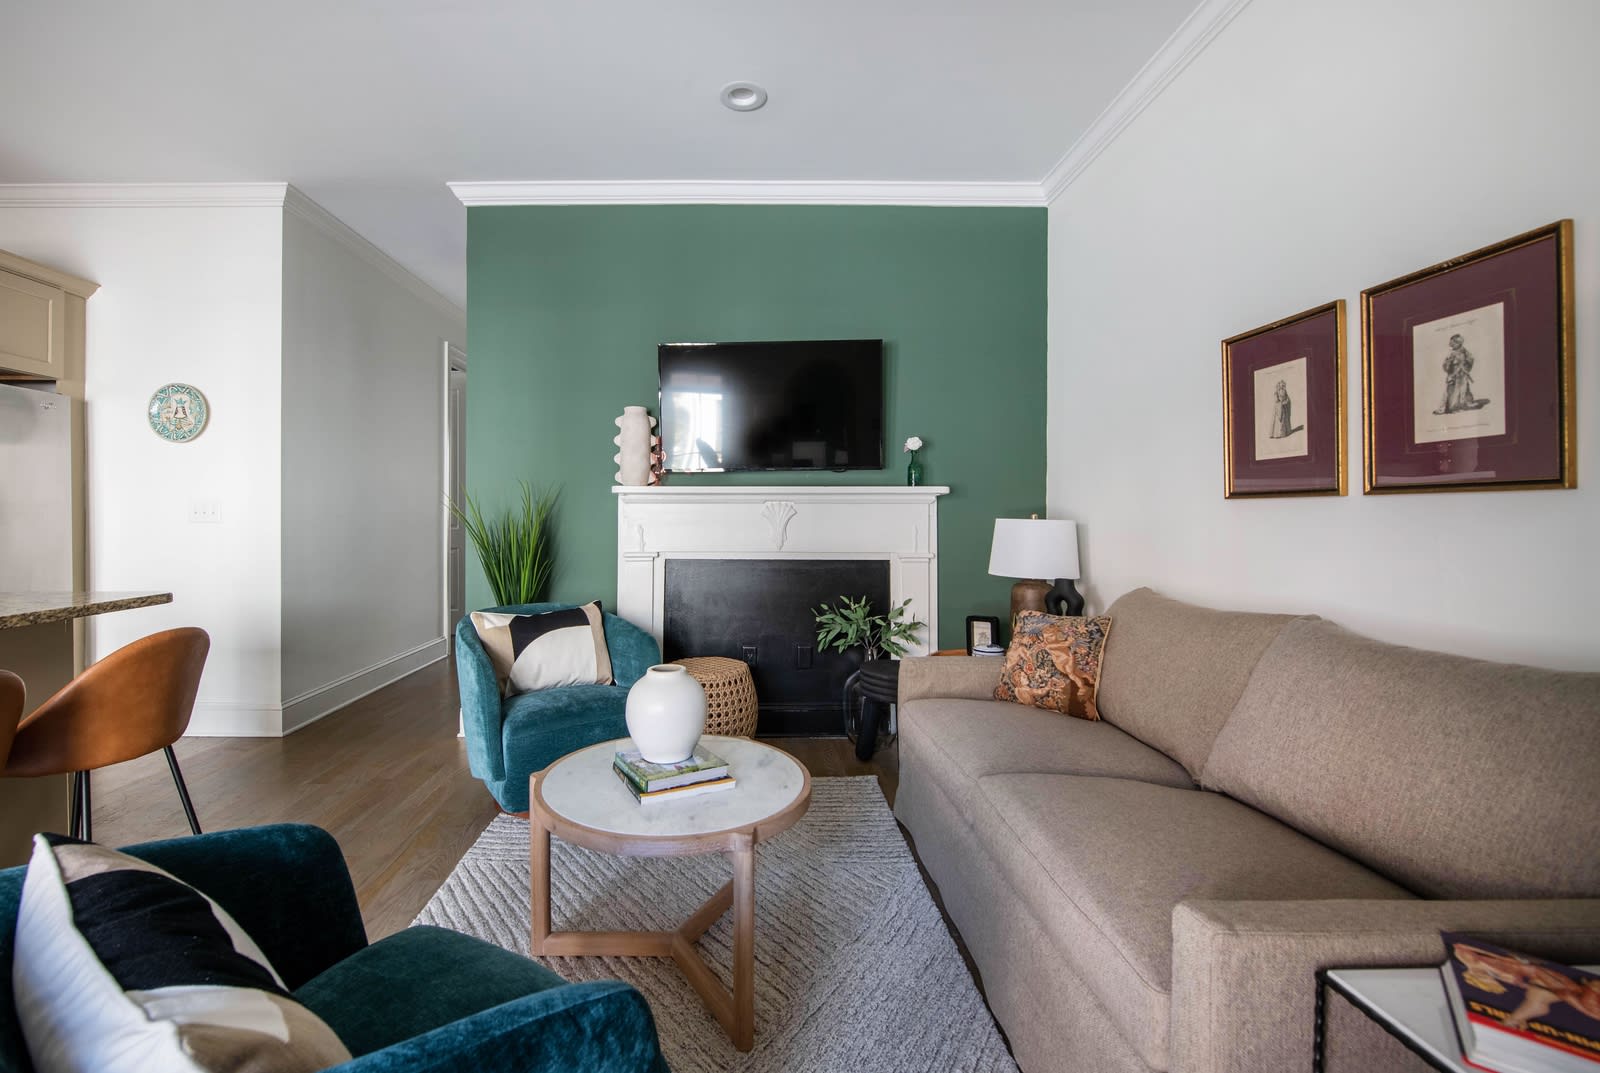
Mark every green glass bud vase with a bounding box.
[906,450,923,487]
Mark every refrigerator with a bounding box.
[0,381,75,592]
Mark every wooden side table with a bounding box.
[529,736,812,1051]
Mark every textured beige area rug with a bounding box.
[415,776,1017,1073]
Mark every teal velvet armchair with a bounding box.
[0,824,669,1073]
[457,604,660,814]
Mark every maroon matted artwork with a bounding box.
[1221,300,1346,497]
[1362,221,1575,493]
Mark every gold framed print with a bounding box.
[1361,221,1575,493]
[1222,300,1347,497]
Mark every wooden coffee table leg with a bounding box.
[530,820,551,955]
[731,834,756,1051]
[530,817,763,1050]
[679,880,733,942]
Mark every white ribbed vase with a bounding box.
[612,405,657,487]
[625,664,707,763]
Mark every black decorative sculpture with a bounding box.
[1046,578,1085,617]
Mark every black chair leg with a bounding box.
[165,745,202,835]
[80,769,92,842]
[69,771,83,840]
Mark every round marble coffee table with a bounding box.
[529,735,811,1051]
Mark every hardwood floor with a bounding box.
[91,657,898,939]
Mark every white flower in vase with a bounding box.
[904,435,924,453]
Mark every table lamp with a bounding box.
[988,516,1084,625]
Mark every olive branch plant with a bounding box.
[812,595,926,660]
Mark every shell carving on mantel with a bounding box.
[761,500,798,551]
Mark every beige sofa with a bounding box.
[894,587,1600,1073]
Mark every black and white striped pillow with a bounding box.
[12,833,351,1073]
[470,601,614,696]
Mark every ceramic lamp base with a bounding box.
[1009,579,1052,629]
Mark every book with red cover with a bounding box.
[1440,932,1600,1073]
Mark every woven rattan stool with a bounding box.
[670,656,759,737]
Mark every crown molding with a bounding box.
[282,186,464,320]
[0,182,292,208]
[1040,0,1254,203]
[449,180,1046,207]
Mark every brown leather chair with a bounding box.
[0,670,23,768]
[3,628,209,842]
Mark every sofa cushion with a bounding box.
[901,697,1195,791]
[1094,588,1306,778]
[296,925,568,1057]
[971,774,1412,1069]
[1202,618,1600,899]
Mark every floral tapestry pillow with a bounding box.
[994,611,1113,720]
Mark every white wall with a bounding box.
[1047,0,1599,670]
[279,202,464,730]
[0,202,287,728]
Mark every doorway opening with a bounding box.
[443,342,467,646]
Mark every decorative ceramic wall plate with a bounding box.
[148,383,208,442]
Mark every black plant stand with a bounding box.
[842,659,901,761]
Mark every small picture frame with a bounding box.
[965,615,1000,655]
[1221,301,1347,497]
[1361,220,1574,493]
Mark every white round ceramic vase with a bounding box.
[613,405,658,487]
[625,664,707,763]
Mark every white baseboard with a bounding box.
[182,638,448,738]
[186,699,285,738]
[280,637,449,734]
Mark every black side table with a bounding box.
[841,659,900,761]
[1316,967,1461,1071]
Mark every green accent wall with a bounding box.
[466,204,1046,649]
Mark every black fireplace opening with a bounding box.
[663,558,891,736]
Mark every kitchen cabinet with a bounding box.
[0,248,96,395]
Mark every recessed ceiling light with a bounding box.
[720,82,768,112]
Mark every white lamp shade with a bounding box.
[988,518,1080,580]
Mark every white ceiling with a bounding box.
[0,0,1200,308]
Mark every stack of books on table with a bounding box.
[1441,931,1600,1073]
[613,745,735,806]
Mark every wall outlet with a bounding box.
[742,645,758,667]
[795,644,812,669]
[189,499,222,524]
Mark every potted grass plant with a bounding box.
[449,481,559,605]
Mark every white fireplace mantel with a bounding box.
[613,485,950,656]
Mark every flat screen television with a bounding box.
[658,339,884,472]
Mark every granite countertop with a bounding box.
[0,591,173,629]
